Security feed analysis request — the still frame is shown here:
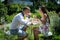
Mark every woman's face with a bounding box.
[39,7,47,18]
[39,8,41,11]
[39,7,43,14]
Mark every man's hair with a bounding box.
[23,7,30,11]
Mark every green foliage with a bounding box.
[45,1,60,12]
[3,22,60,40]
[30,13,34,18]
[45,2,60,11]
[0,28,4,40]
[33,0,60,12]
[4,34,18,40]
[0,3,7,17]
[58,12,60,17]
[0,11,60,40]
[0,3,7,24]
[47,11,60,34]
[7,3,23,15]
[5,14,16,23]
[35,10,42,19]
[52,35,60,40]
[30,10,42,19]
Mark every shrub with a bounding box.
[0,3,7,17]
[0,28,4,40]
[0,3,7,24]
[7,3,24,15]
[34,0,60,12]
[45,2,60,11]
[47,11,60,34]
[5,14,16,23]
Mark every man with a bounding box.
[8,7,32,40]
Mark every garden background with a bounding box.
[0,0,60,40]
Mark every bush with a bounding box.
[0,3,7,16]
[45,2,60,11]
[47,11,60,34]
[0,28,4,40]
[35,10,42,19]
[34,0,60,12]
[5,14,16,23]
[7,3,24,15]
[0,3,7,24]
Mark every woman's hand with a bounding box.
[44,14,47,19]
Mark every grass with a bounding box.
[0,28,4,40]
[0,26,60,40]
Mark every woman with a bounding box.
[33,6,50,40]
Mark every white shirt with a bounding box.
[10,13,30,29]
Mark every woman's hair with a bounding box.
[39,6,50,24]
[39,6,47,13]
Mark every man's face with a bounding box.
[24,9,30,16]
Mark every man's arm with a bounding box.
[17,14,32,25]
